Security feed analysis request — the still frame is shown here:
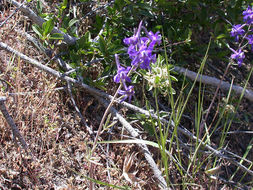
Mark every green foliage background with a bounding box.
[33,0,252,93]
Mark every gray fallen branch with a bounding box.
[7,0,77,46]
[173,66,253,102]
[0,96,28,151]
[1,41,252,179]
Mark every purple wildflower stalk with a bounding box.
[229,5,253,66]
[114,21,161,102]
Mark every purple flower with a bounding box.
[118,85,135,102]
[243,6,253,24]
[230,24,245,41]
[140,37,149,44]
[113,54,131,83]
[138,44,156,69]
[123,21,161,70]
[129,43,156,69]
[147,31,162,49]
[123,20,143,46]
[148,31,162,44]
[230,48,245,66]
[127,45,138,60]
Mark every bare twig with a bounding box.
[226,130,253,134]
[210,175,248,190]
[6,87,66,96]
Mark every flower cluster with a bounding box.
[230,6,253,66]
[113,21,161,102]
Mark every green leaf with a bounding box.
[49,33,64,40]
[61,0,68,10]
[70,26,78,36]
[154,76,160,84]
[77,31,91,49]
[32,24,43,38]
[36,0,43,15]
[92,80,107,91]
[70,51,80,63]
[60,27,67,33]
[42,19,54,36]
[143,123,155,135]
[131,74,139,83]
[68,18,79,28]
[170,75,178,82]
[216,34,226,40]
[98,35,107,55]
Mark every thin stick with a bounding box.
[66,81,93,135]
[0,0,26,27]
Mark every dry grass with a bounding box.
[0,3,157,189]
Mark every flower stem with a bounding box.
[90,83,122,155]
[90,64,136,155]
[199,61,231,137]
